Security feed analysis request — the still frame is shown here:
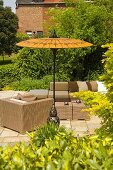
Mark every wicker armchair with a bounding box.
[0,98,53,133]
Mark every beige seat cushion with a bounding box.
[68,81,79,92]
[48,91,69,99]
[15,93,37,102]
[77,81,88,91]
[29,89,48,99]
[50,82,69,91]
[86,81,98,92]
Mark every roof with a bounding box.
[16,0,64,5]
[16,0,33,4]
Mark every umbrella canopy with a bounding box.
[16,38,93,49]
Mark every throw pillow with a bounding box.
[87,81,98,92]
[68,81,79,92]
[77,81,88,91]
[15,93,37,102]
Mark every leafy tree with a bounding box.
[0,0,3,6]
[94,0,113,11]
[16,32,29,43]
[47,0,113,80]
[0,6,18,56]
[14,32,30,53]
[14,48,53,79]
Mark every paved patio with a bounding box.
[0,91,101,147]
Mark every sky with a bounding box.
[3,0,16,13]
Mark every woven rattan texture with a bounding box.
[0,98,53,133]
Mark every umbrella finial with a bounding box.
[50,30,58,38]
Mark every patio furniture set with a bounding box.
[0,81,107,133]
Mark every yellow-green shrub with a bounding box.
[101,43,113,101]
[0,126,113,169]
[71,91,113,136]
[71,44,113,137]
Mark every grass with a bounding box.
[0,55,12,65]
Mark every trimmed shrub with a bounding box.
[70,44,113,137]
[4,73,70,91]
[71,91,113,137]
[7,75,53,91]
[0,64,20,90]
[14,48,53,79]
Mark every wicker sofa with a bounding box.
[29,81,107,102]
[0,98,53,133]
[48,81,100,102]
[48,81,98,102]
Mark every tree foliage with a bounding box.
[46,0,113,80]
[0,6,18,55]
[0,0,3,6]
[16,32,29,43]
[14,48,53,79]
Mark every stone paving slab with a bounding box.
[0,128,19,137]
[3,136,30,143]
[0,118,101,146]
[60,120,71,129]
[74,131,90,137]
[71,120,88,132]
[86,115,101,124]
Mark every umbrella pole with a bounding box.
[53,49,56,107]
[47,48,60,125]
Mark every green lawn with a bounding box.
[0,55,12,65]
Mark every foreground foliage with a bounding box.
[72,91,113,137]
[0,124,113,169]
[101,43,113,101]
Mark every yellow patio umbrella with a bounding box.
[16,31,93,124]
[16,38,93,49]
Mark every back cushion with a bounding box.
[68,81,79,92]
[87,81,98,92]
[50,82,69,91]
[77,81,88,91]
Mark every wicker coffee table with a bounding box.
[55,102,72,120]
[72,101,90,120]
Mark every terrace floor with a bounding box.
[0,91,101,147]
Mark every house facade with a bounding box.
[16,0,65,37]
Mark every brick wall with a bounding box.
[16,5,43,33]
[16,1,65,35]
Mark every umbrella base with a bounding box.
[47,106,60,125]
